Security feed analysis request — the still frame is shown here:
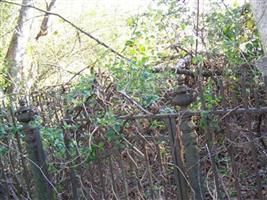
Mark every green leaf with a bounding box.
[138,44,145,52]
[0,126,5,138]
[125,40,135,47]
[126,18,135,27]
[0,146,8,155]
[107,129,116,141]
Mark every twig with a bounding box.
[205,145,218,199]
[219,104,242,121]
[206,168,217,199]
[67,59,100,83]
[118,91,152,115]
[153,66,222,77]
[167,162,196,197]
[112,126,144,158]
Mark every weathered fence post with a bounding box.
[166,116,188,200]
[173,83,203,200]
[16,100,53,200]
[0,168,8,200]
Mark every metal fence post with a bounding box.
[166,116,188,200]
[16,100,53,200]
[173,83,203,200]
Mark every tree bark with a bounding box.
[35,0,57,40]
[250,0,267,54]
[4,0,34,94]
[250,0,267,103]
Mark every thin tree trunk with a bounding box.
[35,0,57,40]
[4,0,34,94]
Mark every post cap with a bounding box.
[15,99,37,123]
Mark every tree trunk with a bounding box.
[4,0,34,94]
[250,0,267,106]
[250,0,267,54]
[35,0,57,40]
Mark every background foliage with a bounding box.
[0,0,266,199]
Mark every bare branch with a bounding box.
[0,0,130,61]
